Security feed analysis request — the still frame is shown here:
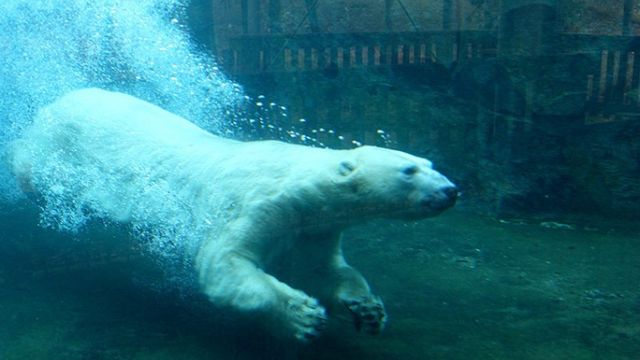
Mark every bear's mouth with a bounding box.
[421,198,455,212]
[420,186,458,212]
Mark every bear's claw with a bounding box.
[343,295,387,335]
[285,296,328,342]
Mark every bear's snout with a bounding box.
[421,185,458,212]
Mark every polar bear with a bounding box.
[7,88,457,342]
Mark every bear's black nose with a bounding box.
[422,185,458,211]
[443,185,458,202]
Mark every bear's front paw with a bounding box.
[343,295,387,335]
[285,296,328,342]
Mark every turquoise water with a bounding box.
[1,0,639,359]
[1,208,638,359]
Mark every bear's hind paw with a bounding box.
[343,295,387,335]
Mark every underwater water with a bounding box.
[1,0,639,359]
[1,209,639,359]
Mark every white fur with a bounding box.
[7,88,456,341]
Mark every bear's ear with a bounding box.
[338,160,356,176]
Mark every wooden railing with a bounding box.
[560,34,640,123]
[220,31,497,74]
[218,31,640,124]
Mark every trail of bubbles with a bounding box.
[229,94,395,149]
[0,0,243,145]
[0,0,243,286]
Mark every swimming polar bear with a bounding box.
[7,88,457,342]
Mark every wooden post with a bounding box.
[361,46,369,66]
[311,48,319,69]
[525,82,533,132]
[624,52,635,103]
[297,48,306,70]
[612,51,621,91]
[598,50,609,103]
[586,75,594,101]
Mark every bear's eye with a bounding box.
[402,165,419,176]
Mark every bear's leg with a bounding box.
[305,234,387,335]
[198,243,328,342]
[333,263,388,335]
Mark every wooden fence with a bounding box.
[553,34,640,123]
[218,31,640,124]
[585,47,640,123]
[220,31,497,74]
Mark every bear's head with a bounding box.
[336,146,457,220]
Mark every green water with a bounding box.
[1,1,640,358]
[2,209,637,359]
